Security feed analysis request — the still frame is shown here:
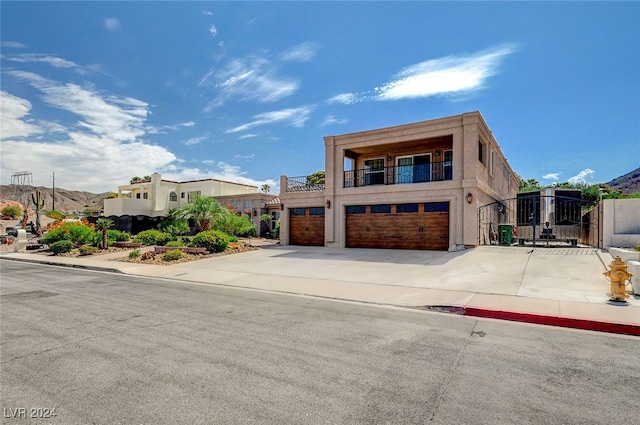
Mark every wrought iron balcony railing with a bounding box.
[286,175,326,193]
[344,160,452,188]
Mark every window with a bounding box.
[346,205,366,214]
[424,202,449,212]
[371,204,391,214]
[181,192,185,199]
[143,192,148,200]
[136,193,141,199]
[309,207,325,216]
[396,203,419,213]
[291,208,306,216]
[396,154,431,183]
[364,158,385,185]
[169,192,177,202]
[187,191,201,203]
[444,150,453,180]
[478,140,485,165]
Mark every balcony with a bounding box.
[344,160,452,188]
[285,175,326,193]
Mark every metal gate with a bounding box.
[478,189,601,248]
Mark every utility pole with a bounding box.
[52,171,56,211]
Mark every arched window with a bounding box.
[169,192,177,202]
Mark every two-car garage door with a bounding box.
[289,202,449,250]
[346,202,449,250]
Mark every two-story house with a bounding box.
[103,173,278,235]
[279,111,519,250]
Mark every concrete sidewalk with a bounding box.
[2,244,639,336]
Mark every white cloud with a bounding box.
[321,114,348,126]
[7,54,79,68]
[279,42,319,62]
[542,173,560,180]
[568,169,595,185]
[1,41,28,48]
[203,10,213,16]
[237,134,258,140]
[327,93,361,105]
[105,18,121,31]
[0,91,42,140]
[226,106,313,133]
[8,70,149,142]
[329,44,517,104]
[201,55,299,110]
[209,25,218,37]
[0,72,178,192]
[183,135,207,146]
[235,154,255,159]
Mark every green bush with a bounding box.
[79,245,97,256]
[49,240,74,255]
[129,249,142,259]
[190,230,230,253]
[1,205,22,218]
[165,240,184,247]
[108,229,131,242]
[40,222,96,246]
[212,213,256,237]
[163,249,185,261]
[133,229,173,246]
[46,210,65,220]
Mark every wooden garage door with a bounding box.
[289,207,325,246]
[346,202,449,250]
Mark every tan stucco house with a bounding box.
[279,111,519,250]
[103,173,277,235]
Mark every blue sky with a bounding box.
[1,1,638,194]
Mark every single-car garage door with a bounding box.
[346,202,449,250]
[289,207,325,246]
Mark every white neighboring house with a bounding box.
[103,173,278,236]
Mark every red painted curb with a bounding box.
[464,307,640,337]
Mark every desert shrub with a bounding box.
[129,249,141,259]
[79,245,97,256]
[212,213,256,237]
[39,221,96,246]
[163,249,185,261]
[635,244,640,252]
[108,229,131,242]
[165,240,184,247]
[1,205,22,218]
[133,229,173,246]
[46,210,65,220]
[227,234,239,242]
[49,240,74,255]
[190,230,230,253]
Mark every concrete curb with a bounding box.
[0,255,124,274]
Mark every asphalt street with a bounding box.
[1,261,639,424]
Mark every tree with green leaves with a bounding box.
[95,218,114,249]
[261,184,271,193]
[306,170,325,185]
[178,195,226,232]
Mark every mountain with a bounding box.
[606,167,640,195]
[0,185,107,213]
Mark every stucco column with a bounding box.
[324,136,336,245]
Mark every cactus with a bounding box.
[31,190,45,235]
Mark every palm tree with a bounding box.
[179,195,226,232]
[95,218,114,249]
[261,184,271,193]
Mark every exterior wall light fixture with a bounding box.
[325,199,331,209]
[466,192,473,204]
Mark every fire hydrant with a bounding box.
[603,256,632,302]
